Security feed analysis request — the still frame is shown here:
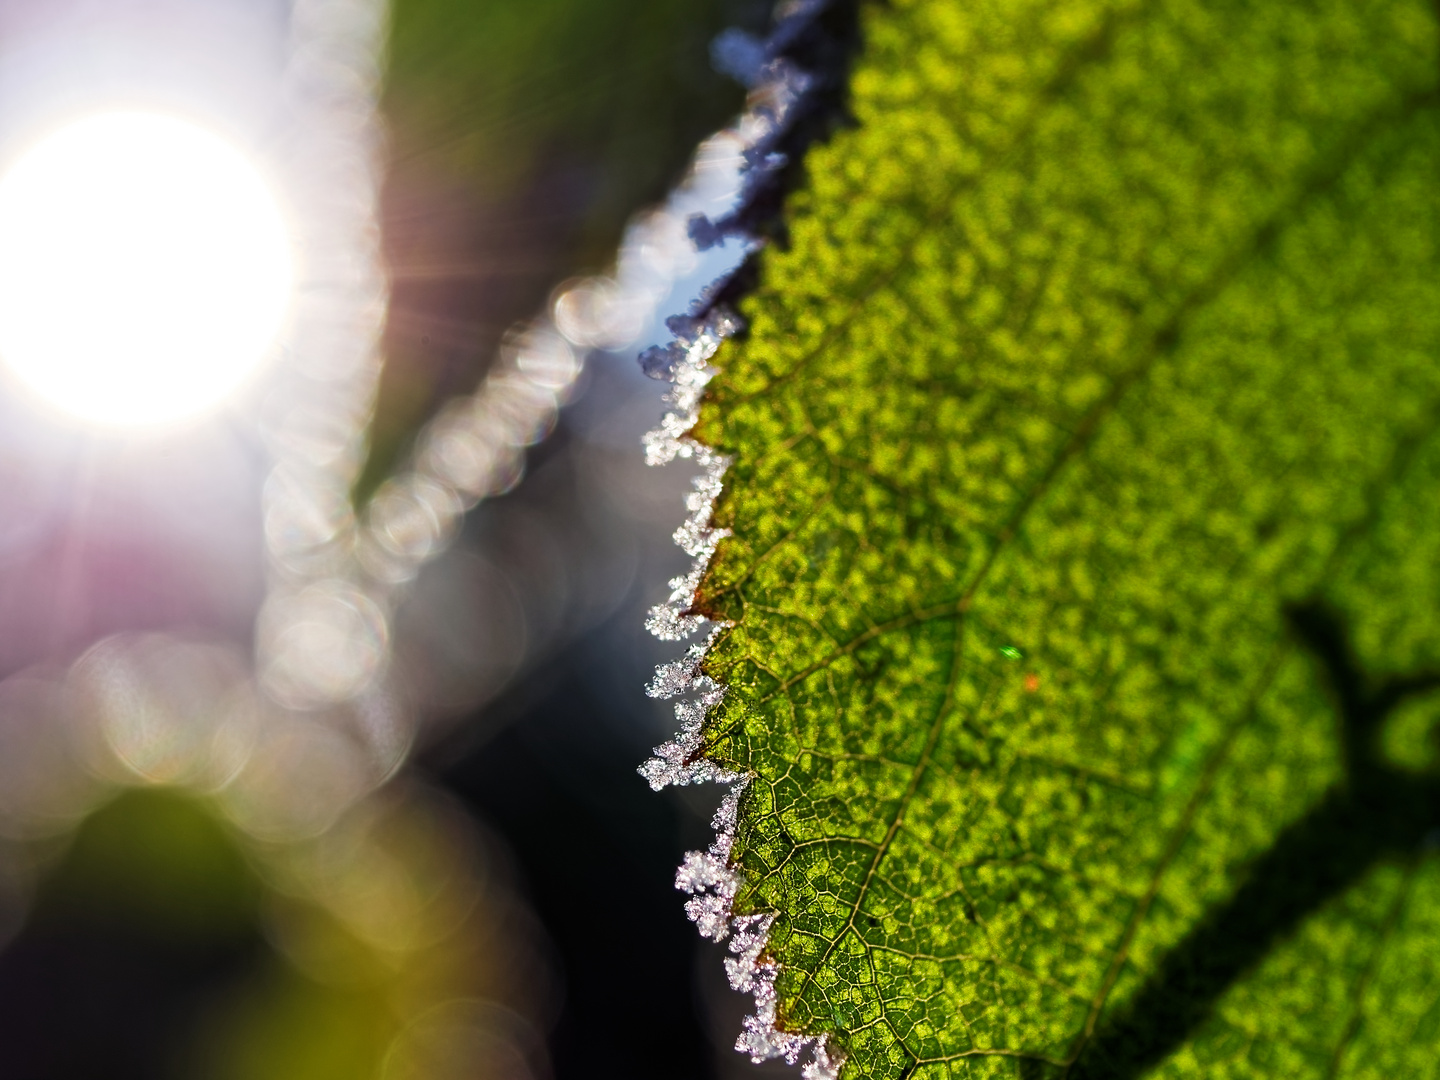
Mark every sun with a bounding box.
[0,112,293,429]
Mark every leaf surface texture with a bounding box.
[690,0,1440,1076]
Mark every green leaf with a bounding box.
[674,0,1440,1076]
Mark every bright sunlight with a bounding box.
[0,112,293,428]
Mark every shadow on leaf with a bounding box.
[1066,600,1440,1079]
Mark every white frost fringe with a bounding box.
[638,4,844,1075]
[643,593,843,1079]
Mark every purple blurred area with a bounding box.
[0,0,288,144]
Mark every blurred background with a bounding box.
[0,0,851,1077]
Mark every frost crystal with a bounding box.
[641,307,739,643]
[638,4,844,1079]
[639,662,739,790]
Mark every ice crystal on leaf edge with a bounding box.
[638,4,844,1077]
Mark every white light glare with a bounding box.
[0,112,293,428]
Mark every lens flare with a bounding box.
[0,112,293,428]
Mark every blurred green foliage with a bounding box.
[688,0,1440,1076]
[21,793,385,1080]
[38,789,258,944]
[16,789,514,1080]
[365,0,760,499]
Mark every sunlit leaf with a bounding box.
[686,0,1440,1075]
